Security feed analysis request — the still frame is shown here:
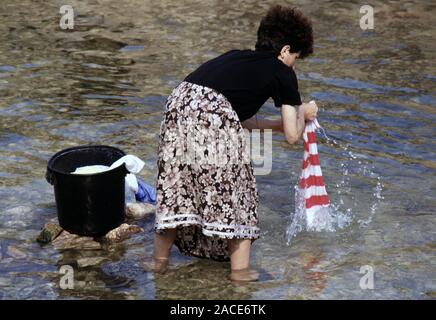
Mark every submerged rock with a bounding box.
[37,222,143,249]
[0,277,12,287]
[6,245,27,259]
[52,230,102,250]
[103,223,143,243]
[125,203,155,220]
[37,222,63,244]
[67,35,127,51]
[37,203,147,248]
[77,257,108,268]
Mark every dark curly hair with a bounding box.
[255,5,314,59]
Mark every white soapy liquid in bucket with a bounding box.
[286,125,384,245]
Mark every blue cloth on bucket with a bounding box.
[135,178,157,204]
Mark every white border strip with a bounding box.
[155,217,260,238]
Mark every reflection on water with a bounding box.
[0,0,435,299]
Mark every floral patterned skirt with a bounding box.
[154,81,259,261]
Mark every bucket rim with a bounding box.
[47,144,127,177]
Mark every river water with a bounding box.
[0,0,435,299]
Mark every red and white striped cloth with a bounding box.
[297,117,331,229]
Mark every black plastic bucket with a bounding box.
[46,145,128,237]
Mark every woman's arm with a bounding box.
[281,102,318,144]
[241,102,318,144]
[281,104,306,144]
[241,116,283,132]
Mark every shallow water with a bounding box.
[0,0,435,299]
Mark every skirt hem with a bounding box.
[155,219,260,240]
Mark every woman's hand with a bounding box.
[300,101,318,121]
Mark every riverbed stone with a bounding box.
[6,245,27,259]
[37,222,63,244]
[0,277,12,287]
[37,200,147,250]
[125,202,155,220]
[77,256,109,268]
[52,230,102,250]
[103,223,144,243]
[38,222,144,250]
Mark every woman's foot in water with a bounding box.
[143,256,169,274]
[153,257,169,273]
[146,229,177,274]
[229,268,260,282]
[228,239,258,281]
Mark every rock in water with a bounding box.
[125,203,155,220]
[52,230,102,250]
[77,257,108,268]
[37,223,63,244]
[104,223,143,243]
[37,220,143,248]
[6,246,27,259]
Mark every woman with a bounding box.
[153,5,318,281]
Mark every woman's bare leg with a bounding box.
[152,228,177,273]
[228,239,259,281]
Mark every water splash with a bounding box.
[358,175,384,226]
[286,125,384,245]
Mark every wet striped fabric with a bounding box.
[298,118,330,227]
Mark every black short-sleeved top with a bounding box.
[184,49,302,122]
